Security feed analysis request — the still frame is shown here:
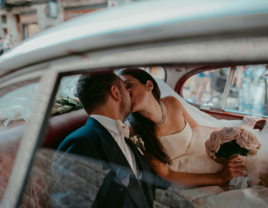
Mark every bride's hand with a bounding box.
[216,155,247,186]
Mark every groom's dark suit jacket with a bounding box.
[51,117,171,208]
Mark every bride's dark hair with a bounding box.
[120,69,171,165]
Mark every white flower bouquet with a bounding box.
[0,75,81,127]
[52,96,82,116]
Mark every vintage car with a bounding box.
[0,0,268,207]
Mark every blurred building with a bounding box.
[0,0,132,46]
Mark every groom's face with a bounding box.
[119,79,132,116]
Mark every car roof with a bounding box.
[0,0,268,77]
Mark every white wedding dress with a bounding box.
[153,75,268,208]
[159,120,223,174]
[159,120,268,208]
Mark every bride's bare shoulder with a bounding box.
[161,96,181,107]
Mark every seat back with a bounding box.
[43,110,88,149]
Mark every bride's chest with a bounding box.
[157,116,186,137]
[158,126,193,159]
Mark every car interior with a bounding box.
[0,64,267,207]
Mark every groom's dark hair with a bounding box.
[77,72,121,114]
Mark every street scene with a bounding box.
[183,65,268,116]
[0,0,110,53]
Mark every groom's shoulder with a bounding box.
[61,123,99,147]
[67,123,98,141]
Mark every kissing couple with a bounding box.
[52,68,267,208]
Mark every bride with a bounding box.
[120,69,268,190]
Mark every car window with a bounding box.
[226,64,268,116]
[0,75,85,205]
[16,74,85,207]
[182,68,229,108]
[0,80,40,202]
[182,65,268,116]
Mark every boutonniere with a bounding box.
[129,134,145,155]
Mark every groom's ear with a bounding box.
[110,85,121,101]
[146,80,154,91]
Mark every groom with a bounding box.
[51,72,171,208]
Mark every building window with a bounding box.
[1,15,7,24]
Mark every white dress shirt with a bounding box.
[90,115,139,177]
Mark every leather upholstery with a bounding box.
[43,109,88,149]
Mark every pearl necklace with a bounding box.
[155,101,167,126]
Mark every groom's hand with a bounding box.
[217,155,247,186]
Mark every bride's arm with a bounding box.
[148,155,247,187]
[206,126,221,131]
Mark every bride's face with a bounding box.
[121,75,149,112]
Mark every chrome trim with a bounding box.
[220,66,236,110]
[199,106,211,111]
[225,109,268,119]
[209,107,223,112]
[57,37,268,74]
